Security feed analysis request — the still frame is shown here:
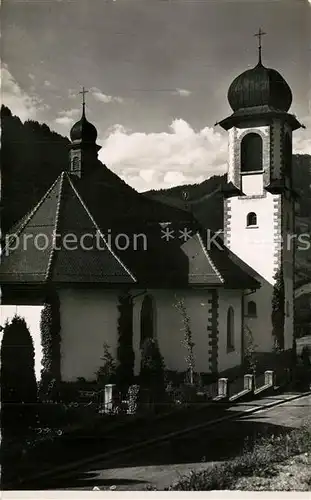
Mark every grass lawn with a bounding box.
[235,452,311,491]
[166,419,311,491]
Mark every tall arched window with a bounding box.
[227,306,235,352]
[140,294,155,347]
[247,212,257,227]
[241,133,263,172]
[247,301,257,317]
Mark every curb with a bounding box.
[5,390,311,489]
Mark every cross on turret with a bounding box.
[79,86,89,112]
[254,28,267,64]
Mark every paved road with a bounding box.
[37,393,311,491]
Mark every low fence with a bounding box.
[2,368,290,427]
[99,369,281,414]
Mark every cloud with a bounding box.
[68,89,77,99]
[1,63,45,121]
[55,116,74,126]
[174,88,192,97]
[99,119,228,191]
[55,108,80,127]
[44,80,51,87]
[91,87,124,104]
[99,113,311,192]
[58,108,80,119]
[28,73,35,80]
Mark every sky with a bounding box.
[0,306,42,379]
[1,0,311,378]
[1,0,311,193]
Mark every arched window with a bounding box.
[247,301,257,318]
[72,156,80,173]
[247,212,257,227]
[140,294,155,347]
[241,133,263,173]
[227,306,235,352]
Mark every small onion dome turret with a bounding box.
[70,107,98,143]
[227,61,292,113]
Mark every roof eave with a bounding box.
[216,110,303,131]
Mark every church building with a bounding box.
[0,36,303,381]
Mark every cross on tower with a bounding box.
[254,28,267,63]
[79,87,89,112]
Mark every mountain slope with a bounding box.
[144,154,311,285]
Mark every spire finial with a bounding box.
[79,86,89,116]
[254,28,267,64]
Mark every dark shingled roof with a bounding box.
[0,172,135,285]
[0,170,260,291]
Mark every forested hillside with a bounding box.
[0,106,134,234]
[1,106,69,234]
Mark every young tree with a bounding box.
[96,342,117,388]
[243,325,258,383]
[175,297,196,385]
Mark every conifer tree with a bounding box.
[0,315,37,429]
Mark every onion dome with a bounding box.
[70,106,97,143]
[228,61,292,113]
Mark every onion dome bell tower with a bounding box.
[69,87,101,178]
[216,29,303,200]
[215,29,305,353]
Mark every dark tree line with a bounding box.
[1,105,69,234]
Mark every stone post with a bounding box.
[244,374,255,393]
[218,378,229,399]
[104,384,117,414]
[264,370,276,387]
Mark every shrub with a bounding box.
[271,268,285,351]
[127,384,140,414]
[243,325,258,380]
[175,297,195,385]
[301,346,311,367]
[140,338,166,406]
[1,315,38,431]
[38,377,61,403]
[168,464,234,491]
[116,293,134,395]
[40,291,61,399]
[167,383,199,406]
